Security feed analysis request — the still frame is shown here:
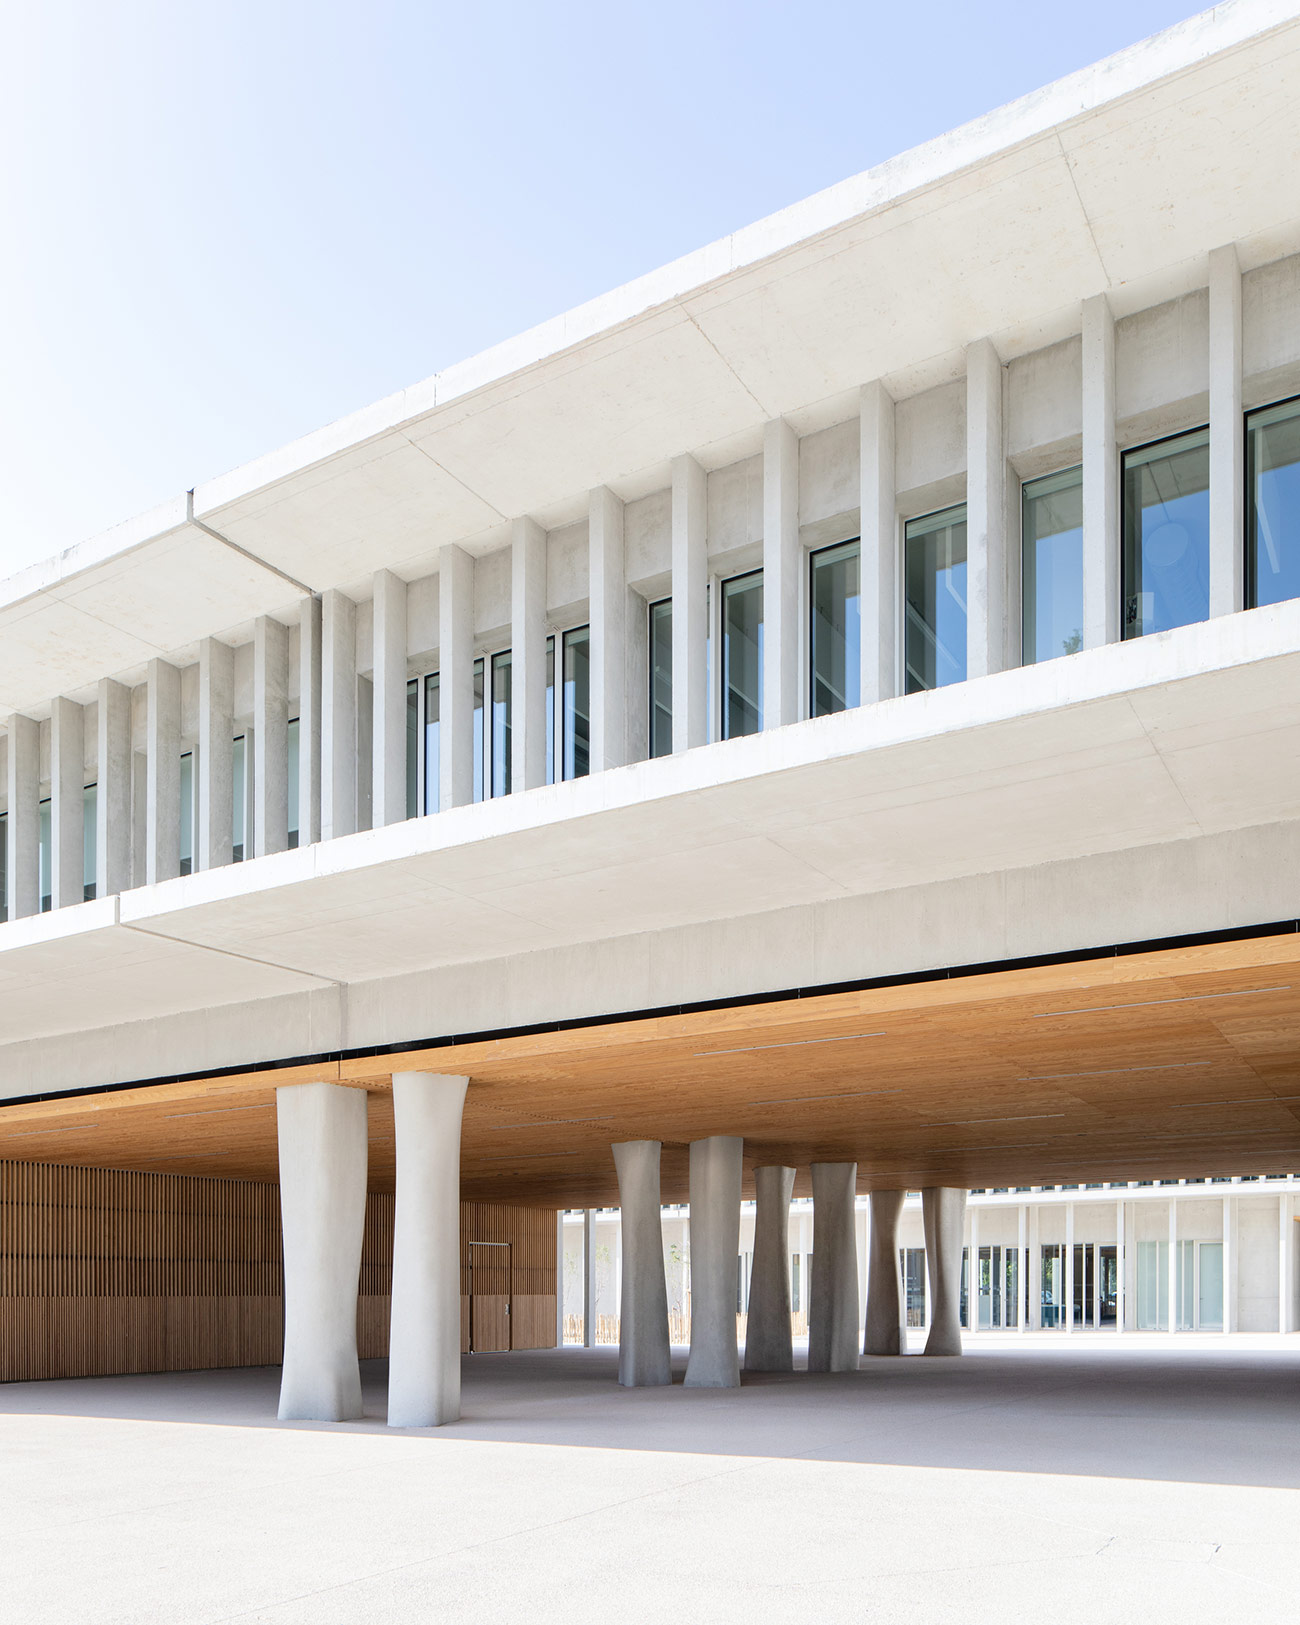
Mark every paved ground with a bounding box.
[4,1334,1300,1624]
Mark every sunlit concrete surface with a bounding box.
[5,1338,1300,1624]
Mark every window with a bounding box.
[1247,395,1300,609]
[472,650,513,802]
[1122,427,1210,638]
[287,719,300,848]
[561,626,590,779]
[82,784,97,900]
[0,810,6,921]
[38,798,50,912]
[424,673,440,812]
[905,505,967,692]
[810,539,860,716]
[179,752,195,876]
[1022,467,1083,663]
[649,599,672,757]
[721,570,763,739]
[232,736,247,862]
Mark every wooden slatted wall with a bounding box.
[1,1161,557,1381]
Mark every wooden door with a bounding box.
[469,1242,512,1351]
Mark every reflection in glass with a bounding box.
[1247,396,1300,608]
[404,682,417,821]
[179,753,194,875]
[1122,428,1210,638]
[0,811,7,921]
[472,657,485,803]
[562,626,590,779]
[1022,467,1083,663]
[287,719,300,847]
[545,636,556,785]
[38,798,51,911]
[491,650,512,797]
[82,784,97,900]
[810,540,860,716]
[232,736,246,861]
[424,673,440,813]
[905,505,967,692]
[649,599,672,756]
[722,570,763,739]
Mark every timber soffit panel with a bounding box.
[2,932,1300,1200]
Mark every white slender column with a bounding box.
[95,680,131,899]
[965,338,1007,679]
[809,1162,859,1373]
[511,518,548,791]
[1209,243,1244,618]
[583,1208,597,1348]
[1017,1204,1028,1334]
[762,417,799,730]
[145,659,181,885]
[1082,293,1119,649]
[589,486,626,772]
[438,545,474,809]
[298,595,322,847]
[49,697,84,909]
[321,591,357,840]
[864,1190,906,1355]
[1168,1196,1179,1335]
[684,1135,743,1388]
[254,615,289,857]
[860,381,897,705]
[611,1141,671,1387]
[922,1187,966,1356]
[1116,1199,1126,1334]
[1064,1202,1075,1334]
[276,1081,368,1421]
[671,455,708,752]
[371,569,409,827]
[4,714,39,919]
[197,639,233,871]
[387,1071,469,1427]
[744,1165,795,1372]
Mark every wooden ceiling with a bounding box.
[4,932,1300,1205]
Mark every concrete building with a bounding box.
[4,3,1300,1416]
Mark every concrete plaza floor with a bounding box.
[4,1334,1300,1624]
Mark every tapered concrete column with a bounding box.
[50,697,84,909]
[611,1141,671,1387]
[95,680,131,898]
[5,714,39,919]
[197,640,233,871]
[297,595,322,847]
[762,417,799,730]
[145,659,181,885]
[371,570,409,827]
[966,338,1007,679]
[511,518,548,791]
[387,1071,469,1427]
[1082,293,1119,649]
[1209,243,1244,618]
[589,486,626,773]
[860,381,897,705]
[671,454,708,752]
[922,1187,966,1356]
[864,1189,906,1355]
[321,591,357,840]
[254,616,289,857]
[809,1162,859,1373]
[276,1081,368,1421]
[583,1208,597,1347]
[438,545,474,809]
[744,1165,794,1372]
[684,1135,743,1388]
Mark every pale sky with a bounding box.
[0,0,1204,578]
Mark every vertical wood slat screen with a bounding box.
[1,1160,558,1380]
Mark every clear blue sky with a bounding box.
[0,0,1206,577]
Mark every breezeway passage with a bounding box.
[3,1339,1299,1624]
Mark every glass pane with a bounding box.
[1198,1242,1224,1330]
[562,626,590,780]
[472,656,485,803]
[546,636,555,785]
[405,680,418,820]
[1122,428,1210,638]
[424,673,440,814]
[1022,467,1083,663]
[179,753,194,876]
[491,650,512,797]
[1136,1239,1169,1330]
[1005,1246,1019,1329]
[82,784,97,900]
[905,506,967,692]
[232,736,246,862]
[38,799,51,912]
[287,719,300,848]
[722,571,763,739]
[0,811,7,922]
[1247,397,1300,608]
[649,599,673,757]
[810,540,860,715]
